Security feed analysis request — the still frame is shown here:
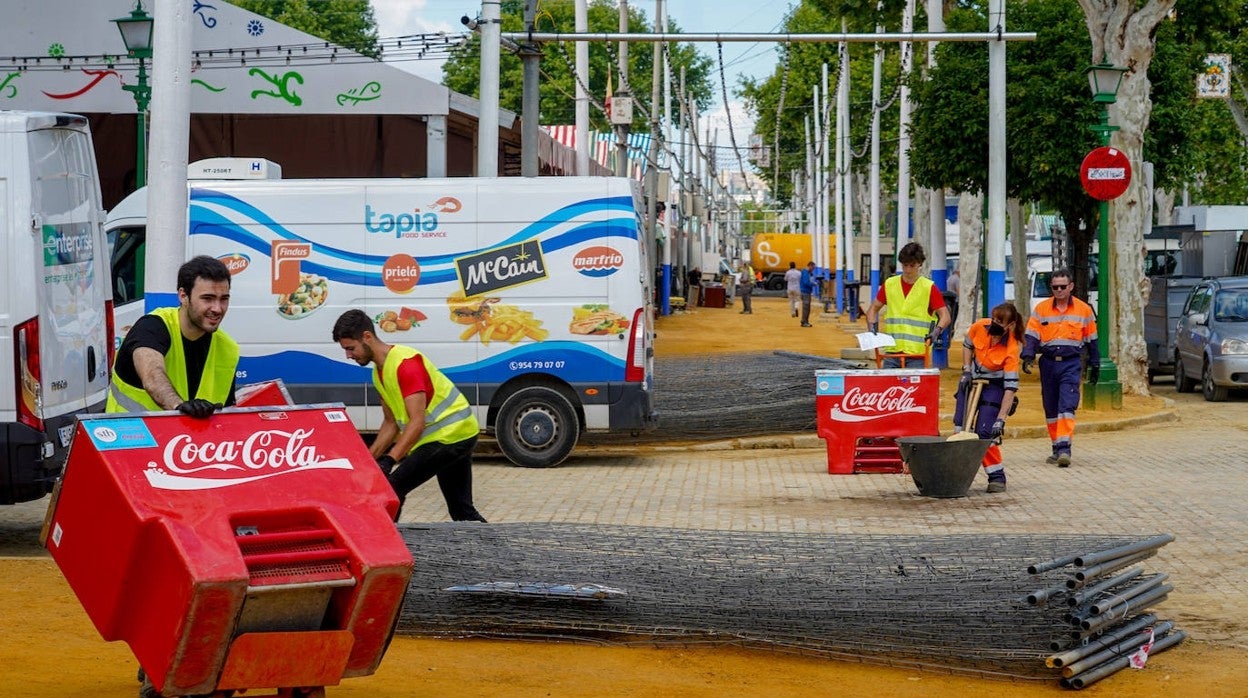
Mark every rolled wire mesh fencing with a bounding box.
[588,351,863,442]
[396,524,1182,687]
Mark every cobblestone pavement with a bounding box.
[1,383,1243,650]
[395,381,1248,648]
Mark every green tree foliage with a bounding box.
[740,1,904,204]
[232,0,380,59]
[441,0,714,132]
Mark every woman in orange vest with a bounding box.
[953,302,1023,493]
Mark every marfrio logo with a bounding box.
[219,253,250,275]
[572,246,625,278]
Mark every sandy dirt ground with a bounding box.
[2,294,1244,696]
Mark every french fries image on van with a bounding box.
[569,304,631,335]
[447,291,547,345]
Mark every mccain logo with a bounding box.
[455,239,548,296]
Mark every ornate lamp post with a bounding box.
[113,0,154,189]
[1084,62,1127,408]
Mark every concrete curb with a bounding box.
[638,406,1181,453]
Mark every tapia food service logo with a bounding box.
[572,246,624,277]
[143,428,353,490]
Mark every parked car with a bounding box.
[1174,276,1248,401]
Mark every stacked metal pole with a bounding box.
[1024,534,1185,689]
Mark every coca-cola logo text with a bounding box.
[145,428,354,490]
[830,385,927,423]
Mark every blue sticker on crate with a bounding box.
[816,375,845,395]
[82,419,157,451]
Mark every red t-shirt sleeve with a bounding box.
[876,286,887,303]
[929,284,946,312]
[396,355,434,399]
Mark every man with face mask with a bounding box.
[1021,268,1098,467]
[332,309,486,522]
[107,256,238,417]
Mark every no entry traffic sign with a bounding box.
[1080,147,1132,201]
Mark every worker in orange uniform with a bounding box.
[1020,268,1098,468]
[954,302,1023,493]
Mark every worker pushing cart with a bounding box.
[953,303,1024,493]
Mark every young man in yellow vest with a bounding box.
[864,242,951,368]
[107,255,238,417]
[332,309,487,522]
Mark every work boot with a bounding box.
[1045,454,1059,465]
[1057,453,1071,468]
[986,474,1007,493]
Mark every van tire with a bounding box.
[495,386,580,468]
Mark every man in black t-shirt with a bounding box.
[107,256,239,418]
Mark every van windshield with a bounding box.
[1213,290,1248,322]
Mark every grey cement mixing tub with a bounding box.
[897,436,993,498]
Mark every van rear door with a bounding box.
[29,122,110,437]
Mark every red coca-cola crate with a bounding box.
[42,405,412,696]
[815,369,941,474]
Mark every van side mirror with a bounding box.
[1191,312,1208,326]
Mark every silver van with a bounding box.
[0,111,112,503]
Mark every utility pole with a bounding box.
[477,0,501,177]
[647,0,666,313]
[520,0,540,177]
[574,0,589,175]
[614,0,632,177]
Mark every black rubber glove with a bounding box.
[958,371,972,393]
[1021,357,1034,375]
[990,419,1006,440]
[1087,364,1100,384]
[868,321,879,334]
[375,454,397,474]
[177,398,219,419]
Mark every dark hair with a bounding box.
[898,242,926,265]
[332,309,375,342]
[177,255,231,294]
[789,261,796,269]
[991,302,1025,342]
[1051,268,1073,285]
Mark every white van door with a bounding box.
[29,125,111,431]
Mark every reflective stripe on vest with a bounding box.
[882,275,935,354]
[372,344,479,453]
[106,307,239,413]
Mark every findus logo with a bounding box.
[572,246,625,277]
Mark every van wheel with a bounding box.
[495,386,579,468]
[1174,353,1196,392]
[1202,361,1229,402]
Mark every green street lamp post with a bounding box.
[1084,63,1126,409]
[113,0,154,189]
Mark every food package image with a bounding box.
[375,307,428,333]
[448,290,548,345]
[569,304,631,335]
[276,273,328,319]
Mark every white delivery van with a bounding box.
[0,111,112,503]
[107,167,655,467]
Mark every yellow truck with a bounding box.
[750,233,835,290]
